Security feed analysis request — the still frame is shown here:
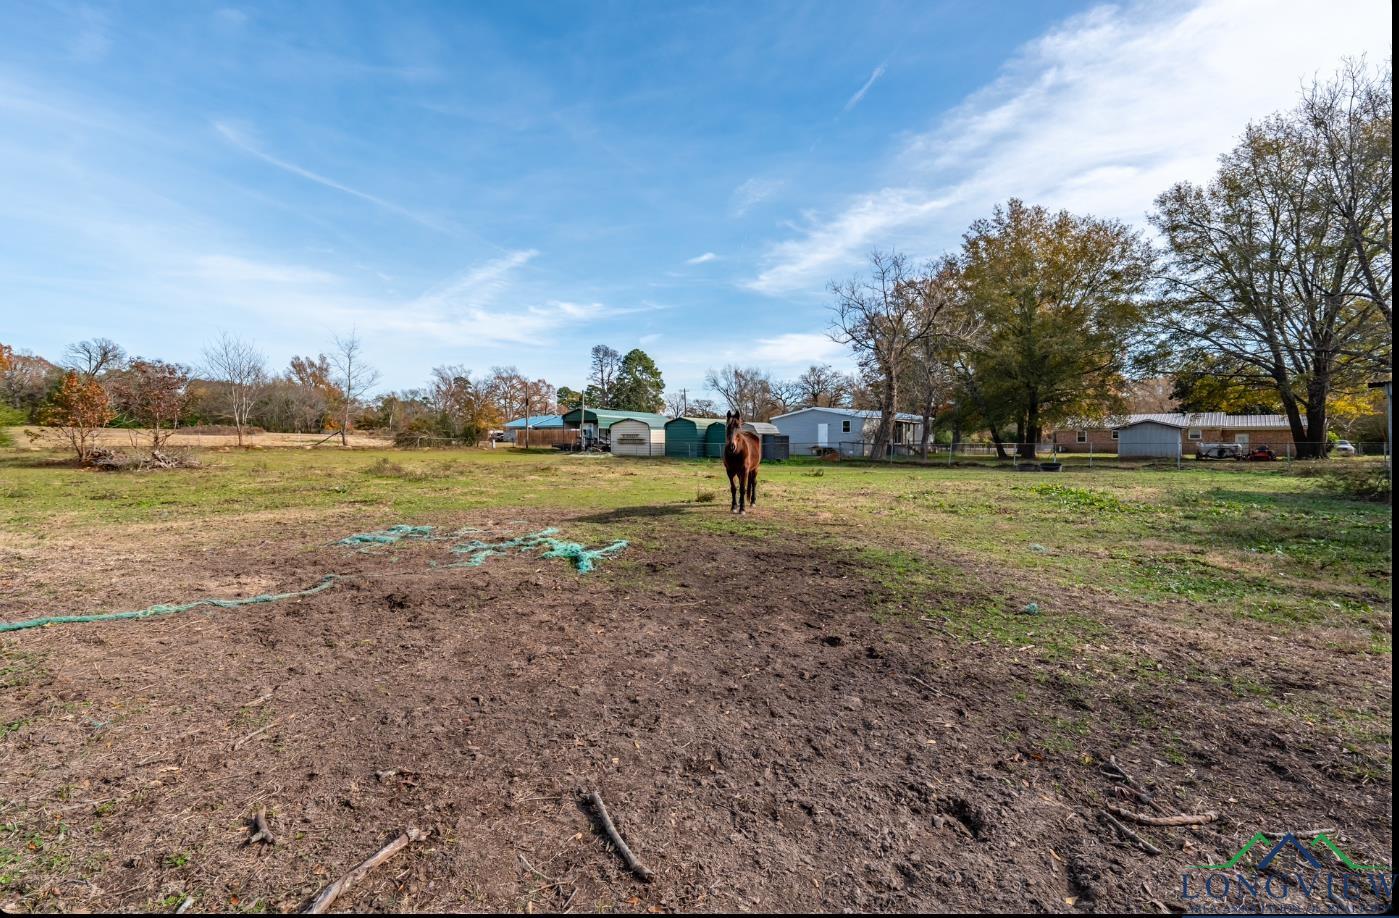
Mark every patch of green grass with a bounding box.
[1032,483,1148,514]
[0,647,45,689]
[853,545,1106,658]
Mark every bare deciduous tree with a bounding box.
[588,345,622,405]
[64,338,126,380]
[704,364,778,420]
[829,250,953,458]
[795,364,851,408]
[330,332,380,446]
[1300,56,1392,334]
[202,332,267,447]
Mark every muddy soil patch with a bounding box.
[1,521,1391,913]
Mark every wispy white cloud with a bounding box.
[842,62,887,113]
[686,251,718,265]
[750,331,846,365]
[730,176,783,216]
[748,0,1392,296]
[183,247,651,349]
[189,254,340,285]
[212,120,447,231]
[748,189,951,294]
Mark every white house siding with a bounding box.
[771,408,922,455]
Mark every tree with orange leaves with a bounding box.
[46,370,115,463]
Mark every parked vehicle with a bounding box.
[1331,439,1357,456]
[1243,445,1278,462]
[1196,443,1245,460]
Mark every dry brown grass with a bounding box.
[13,426,392,450]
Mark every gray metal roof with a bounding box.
[1097,412,1293,430]
[742,422,781,435]
[770,406,924,423]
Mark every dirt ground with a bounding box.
[1,508,1392,913]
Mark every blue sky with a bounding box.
[0,0,1391,396]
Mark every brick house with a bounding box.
[1049,413,1298,454]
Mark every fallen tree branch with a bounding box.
[1101,756,1171,815]
[1107,804,1217,826]
[232,718,281,750]
[302,827,422,914]
[1101,811,1163,855]
[586,791,653,882]
[248,806,276,846]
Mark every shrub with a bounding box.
[1293,462,1392,502]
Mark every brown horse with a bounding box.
[723,410,761,513]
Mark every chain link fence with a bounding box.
[776,439,1392,470]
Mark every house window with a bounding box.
[1188,427,1203,440]
[1234,433,1249,445]
[1111,430,1119,440]
[1076,430,1088,443]
[841,420,851,433]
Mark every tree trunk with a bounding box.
[871,374,897,458]
[1302,375,1330,460]
[919,400,932,460]
[1023,396,1041,460]
[1279,391,1311,459]
[990,427,1009,460]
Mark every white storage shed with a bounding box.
[610,418,666,457]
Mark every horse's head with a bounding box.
[726,410,744,442]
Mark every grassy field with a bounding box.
[3,447,1389,644]
[0,444,1391,912]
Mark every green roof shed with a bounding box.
[561,408,670,430]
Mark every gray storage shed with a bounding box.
[1115,418,1185,458]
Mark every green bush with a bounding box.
[0,405,26,426]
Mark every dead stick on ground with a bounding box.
[248,806,276,846]
[1102,756,1171,815]
[302,827,422,914]
[586,792,653,882]
[1107,804,1217,826]
[1101,812,1163,855]
[232,714,296,750]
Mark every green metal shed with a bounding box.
[664,417,727,458]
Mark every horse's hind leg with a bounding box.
[747,470,757,507]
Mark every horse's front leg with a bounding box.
[729,472,739,513]
[737,470,747,514]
